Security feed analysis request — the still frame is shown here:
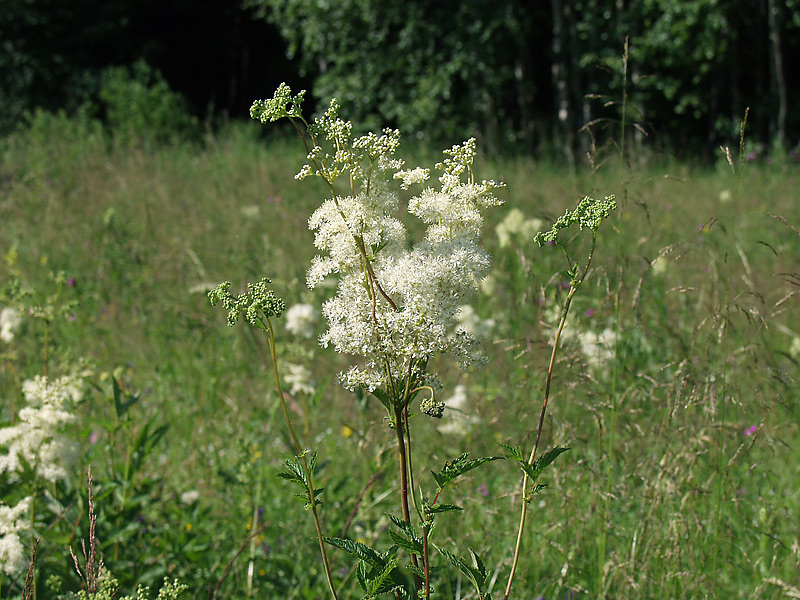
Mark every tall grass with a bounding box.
[1,113,799,598]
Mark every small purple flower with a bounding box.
[746,151,758,161]
[744,425,757,436]
[478,483,489,497]
[66,277,76,287]
[585,308,595,318]
[88,431,101,445]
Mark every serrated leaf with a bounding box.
[499,442,523,461]
[388,516,423,554]
[276,470,304,485]
[518,446,570,482]
[371,388,393,411]
[363,555,402,597]
[432,453,503,490]
[324,537,384,568]
[389,529,423,554]
[524,483,548,503]
[436,546,485,595]
[408,564,446,579]
[427,503,462,515]
[534,446,570,475]
[468,548,487,581]
[356,561,368,592]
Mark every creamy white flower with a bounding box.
[0,375,82,482]
[307,137,501,394]
[437,385,480,436]
[285,303,319,338]
[0,307,22,344]
[393,167,430,189]
[651,257,668,276]
[180,490,201,505]
[0,497,31,577]
[283,363,316,396]
[496,208,543,248]
[456,305,496,340]
[790,336,800,360]
[578,328,616,373]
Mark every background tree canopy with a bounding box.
[2,0,799,159]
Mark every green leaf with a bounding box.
[323,537,385,568]
[435,546,488,596]
[432,453,503,490]
[362,555,402,598]
[426,503,462,515]
[498,442,523,461]
[532,446,570,478]
[388,515,423,554]
[112,376,140,420]
[371,388,393,411]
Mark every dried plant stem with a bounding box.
[265,319,339,600]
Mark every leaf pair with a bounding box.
[276,450,323,508]
[501,444,570,502]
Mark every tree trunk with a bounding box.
[766,0,787,148]
[551,0,574,165]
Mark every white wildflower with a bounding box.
[285,303,319,338]
[456,305,496,340]
[651,257,668,276]
[0,496,31,577]
[578,327,616,373]
[393,167,430,189]
[0,307,22,344]
[302,133,501,394]
[283,363,316,396]
[719,189,732,203]
[437,385,480,436]
[180,490,201,505]
[789,336,800,360]
[496,208,543,248]
[240,205,261,219]
[0,375,82,483]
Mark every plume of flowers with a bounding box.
[0,374,83,483]
[252,86,502,400]
[0,496,31,577]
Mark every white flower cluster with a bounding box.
[0,496,31,576]
[436,384,481,436]
[495,208,543,249]
[283,362,316,396]
[577,328,616,373]
[0,307,22,344]
[456,305,496,340]
[284,303,319,339]
[0,374,83,483]
[307,137,502,392]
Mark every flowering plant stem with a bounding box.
[504,233,597,600]
[264,318,339,600]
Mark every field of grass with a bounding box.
[1,111,799,599]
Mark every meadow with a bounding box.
[1,108,799,599]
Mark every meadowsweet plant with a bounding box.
[0,374,83,484]
[502,194,616,599]
[217,84,616,599]
[218,83,503,599]
[0,496,32,581]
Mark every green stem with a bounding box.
[265,319,339,600]
[393,402,421,586]
[504,236,596,600]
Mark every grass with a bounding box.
[1,113,799,599]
